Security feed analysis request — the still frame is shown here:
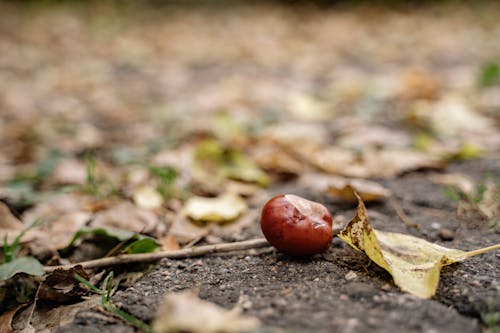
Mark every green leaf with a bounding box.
[226,150,270,187]
[149,166,177,184]
[122,238,160,254]
[0,256,44,281]
[63,227,159,254]
[193,139,270,186]
[74,273,102,294]
[65,227,137,249]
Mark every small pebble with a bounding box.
[470,280,482,287]
[431,222,441,229]
[322,251,335,261]
[381,283,392,291]
[345,271,358,281]
[241,300,253,310]
[176,262,187,269]
[437,228,455,241]
[347,282,373,298]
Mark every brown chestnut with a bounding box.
[260,194,333,256]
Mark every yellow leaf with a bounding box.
[133,185,163,210]
[193,139,270,187]
[339,194,500,298]
[183,193,247,224]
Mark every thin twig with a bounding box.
[388,196,420,229]
[183,230,209,249]
[44,238,270,273]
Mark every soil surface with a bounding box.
[59,158,500,333]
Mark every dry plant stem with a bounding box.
[388,196,420,229]
[44,238,270,273]
[184,231,209,249]
[27,285,40,322]
[455,244,500,261]
[465,197,491,221]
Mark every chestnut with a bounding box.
[260,194,333,256]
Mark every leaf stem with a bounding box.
[455,244,500,261]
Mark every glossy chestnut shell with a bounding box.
[260,194,333,256]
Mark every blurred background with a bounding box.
[0,0,499,217]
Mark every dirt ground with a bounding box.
[58,158,499,333]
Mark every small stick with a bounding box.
[388,197,420,229]
[44,238,270,273]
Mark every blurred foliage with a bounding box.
[478,62,500,87]
[149,166,178,198]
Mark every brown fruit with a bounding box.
[260,194,333,256]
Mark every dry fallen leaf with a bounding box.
[409,94,495,137]
[288,93,334,121]
[399,68,440,100]
[50,158,87,185]
[299,173,391,203]
[38,266,89,303]
[22,194,91,226]
[27,297,99,332]
[183,193,247,224]
[91,202,163,235]
[0,202,36,244]
[0,306,25,333]
[158,234,180,251]
[168,214,210,244]
[432,174,499,221]
[476,180,499,220]
[250,142,304,176]
[313,147,444,178]
[152,291,259,333]
[265,122,328,150]
[328,182,390,203]
[336,124,412,150]
[133,185,164,210]
[35,211,91,251]
[14,195,92,253]
[431,173,475,196]
[339,194,500,298]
